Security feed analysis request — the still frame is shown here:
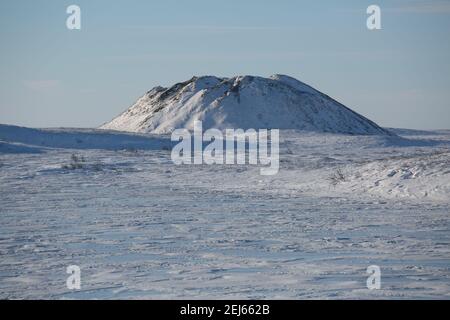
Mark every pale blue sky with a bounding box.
[1,0,449,129]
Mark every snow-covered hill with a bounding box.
[100,75,391,135]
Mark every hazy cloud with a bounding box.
[387,0,450,14]
[24,80,60,93]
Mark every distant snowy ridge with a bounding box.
[100,74,392,135]
[0,124,169,152]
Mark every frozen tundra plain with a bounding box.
[0,124,449,299]
[1,74,449,299]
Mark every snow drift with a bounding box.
[0,124,170,152]
[100,74,391,135]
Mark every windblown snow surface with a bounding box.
[0,124,449,299]
[100,75,391,136]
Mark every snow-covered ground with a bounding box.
[0,125,449,299]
